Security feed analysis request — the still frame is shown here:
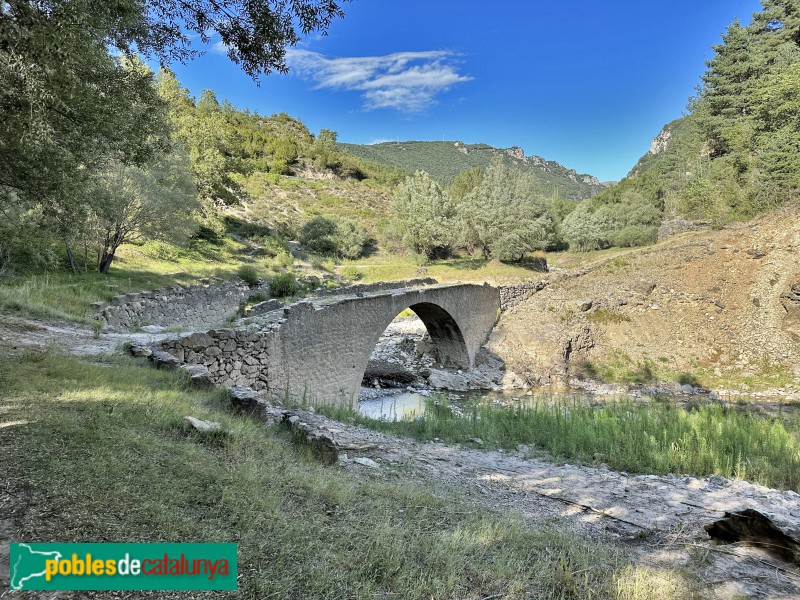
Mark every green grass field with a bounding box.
[0,352,695,599]
[0,238,254,323]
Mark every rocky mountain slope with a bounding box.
[489,209,800,393]
[339,140,607,199]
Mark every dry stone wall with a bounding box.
[95,280,269,330]
[499,282,548,311]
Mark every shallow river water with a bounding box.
[357,387,800,421]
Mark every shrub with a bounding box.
[273,251,294,270]
[333,220,370,259]
[270,272,299,297]
[300,216,370,260]
[341,266,363,281]
[300,216,338,254]
[237,265,260,287]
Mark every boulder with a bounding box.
[182,416,222,433]
[179,364,215,390]
[362,360,416,385]
[125,343,152,358]
[228,386,266,414]
[427,369,470,391]
[149,351,180,369]
[705,509,800,565]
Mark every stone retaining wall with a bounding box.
[95,280,269,330]
[499,282,548,311]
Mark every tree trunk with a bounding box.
[98,247,117,273]
[65,242,79,275]
[97,222,127,273]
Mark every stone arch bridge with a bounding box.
[158,283,500,408]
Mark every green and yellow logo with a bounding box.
[9,543,237,591]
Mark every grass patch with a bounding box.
[341,251,548,286]
[0,238,251,323]
[695,357,797,392]
[0,352,695,598]
[587,309,632,325]
[578,351,659,384]
[327,394,800,492]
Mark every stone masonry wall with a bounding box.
[95,280,269,330]
[499,282,548,311]
[245,278,440,318]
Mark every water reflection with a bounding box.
[358,392,429,420]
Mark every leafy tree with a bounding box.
[459,159,554,261]
[391,171,457,258]
[89,151,199,273]
[561,202,606,252]
[139,0,349,79]
[333,219,371,259]
[1,0,349,272]
[0,8,170,219]
[156,71,240,202]
[449,167,484,203]
[299,215,370,259]
[312,129,339,170]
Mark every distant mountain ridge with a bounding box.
[338,140,608,200]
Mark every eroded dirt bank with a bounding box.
[489,210,800,393]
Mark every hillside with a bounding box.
[490,209,800,393]
[339,140,606,200]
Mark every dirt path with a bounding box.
[268,405,800,599]
[0,316,184,358]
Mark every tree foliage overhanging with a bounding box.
[0,0,349,272]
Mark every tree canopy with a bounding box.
[459,159,555,261]
[0,0,350,272]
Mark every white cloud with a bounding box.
[286,49,472,112]
[210,40,228,55]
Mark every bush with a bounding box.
[300,216,370,259]
[333,220,370,259]
[272,251,294,270]
[237,265,260,287]
[300,216,338,254]
[341,265,363,281]
[270,272,299,297]
[609,225,658,248]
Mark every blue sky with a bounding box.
[166,0,763,182]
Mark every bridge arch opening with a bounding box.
[405,302,470,369]
[358,301,471,398]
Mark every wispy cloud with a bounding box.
[210,40,228,55]
[286,49,472,112]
